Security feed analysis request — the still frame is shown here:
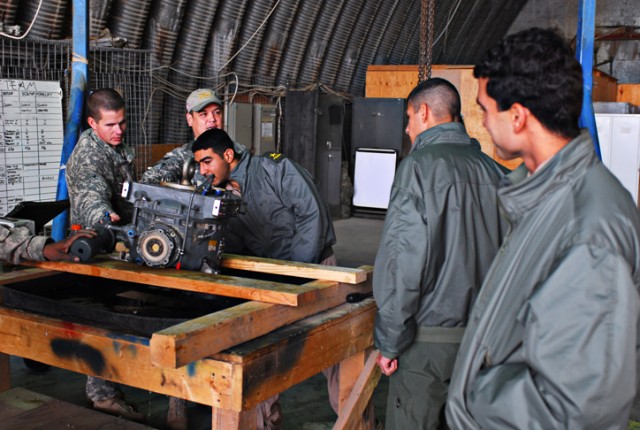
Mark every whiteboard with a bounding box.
[353,148,397,209]
[0,79,64,215]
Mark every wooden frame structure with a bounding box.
[0,254,377,429]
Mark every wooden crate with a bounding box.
[0,256,376,429]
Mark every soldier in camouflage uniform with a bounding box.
[0,223,94,263]
[66,89,135,228]
[65,88,144,422]
[141,88,244,188]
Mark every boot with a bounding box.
[93,396,145,422]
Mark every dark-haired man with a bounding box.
[446,27,640,429]
[373,78,507,430]
[193,128,337,429]
[66,88,142,421]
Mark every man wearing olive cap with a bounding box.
[141,88,242,185]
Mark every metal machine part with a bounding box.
[70,179,243,273]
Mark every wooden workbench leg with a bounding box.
[338,347,376,430]
[0,353,9,392]
[212,406,257,430]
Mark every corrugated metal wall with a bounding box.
[2,0,529,144]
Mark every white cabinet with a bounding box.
[595,114,640,205]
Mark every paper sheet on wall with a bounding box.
[0,79,64,215]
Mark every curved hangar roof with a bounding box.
[7,0,527,97]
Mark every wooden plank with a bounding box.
[212,406,257,430]
[22,258,317,306]
[150,266,373,368]
[222,299,376,410]
[333,349,381,430]
[0,306,236,408]
[221,253,367,284]
[0,299,376,413]
[0,268,60,285]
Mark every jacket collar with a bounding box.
[230,149,251,187]
[411,122,479,153]
[498,130,597,220]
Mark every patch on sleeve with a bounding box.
[266,152,286,163]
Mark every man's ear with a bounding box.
[511,103,528,133]
[419,103,430,123]
[186,112,193,127]
[87,116,97,130]
[224,148,235,162]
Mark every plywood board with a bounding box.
[365,65,523,170]
[618,84,640,106]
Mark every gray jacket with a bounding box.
[446,131,640,429]
[373,122,507,359]
[66,128,135,227]
[225,151,336,263]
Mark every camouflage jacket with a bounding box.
[0,224,49,263]
[141,141,194,185]
[141,140,246,186]
[66,128,135,227]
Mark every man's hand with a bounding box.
[42,230,97,262]
[108,212,121,223]
[376,351,398,376]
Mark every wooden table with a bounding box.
[0,255,377,429]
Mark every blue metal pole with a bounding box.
[576,0,601,159]
[52,0,88,241]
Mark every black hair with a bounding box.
[87,88,125,121]
[474,27,583,139]
[192,128,238,159]
[407,77,462,122]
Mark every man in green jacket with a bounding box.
[373,78,507,429]
[446,28,640,429]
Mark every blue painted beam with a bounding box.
[52,0,89,241]
[576,0,602,159]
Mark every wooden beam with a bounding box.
[212,406,257,430]
[150,266,373,368]
[333,349,381,430]
[221,254,367,284]
[0,306,234,407]
[224,299,376,410]
[0,299,376,413]
[22,258,318,306]
[0,268,60,285]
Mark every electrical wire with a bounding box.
[217,0,282,73]
[0,0,44,40]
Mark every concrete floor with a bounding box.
[8,216,388,430]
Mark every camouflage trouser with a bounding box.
[86,376,121,402]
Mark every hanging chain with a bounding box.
[419,0,436,82]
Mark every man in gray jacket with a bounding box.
[446,28,640,429]
[373,78,507,429]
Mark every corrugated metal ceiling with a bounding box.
[1,0,528,143]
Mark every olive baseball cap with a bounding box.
[186,88,222,112]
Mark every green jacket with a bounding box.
[447,131,640,429]
[373,122,507,359]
